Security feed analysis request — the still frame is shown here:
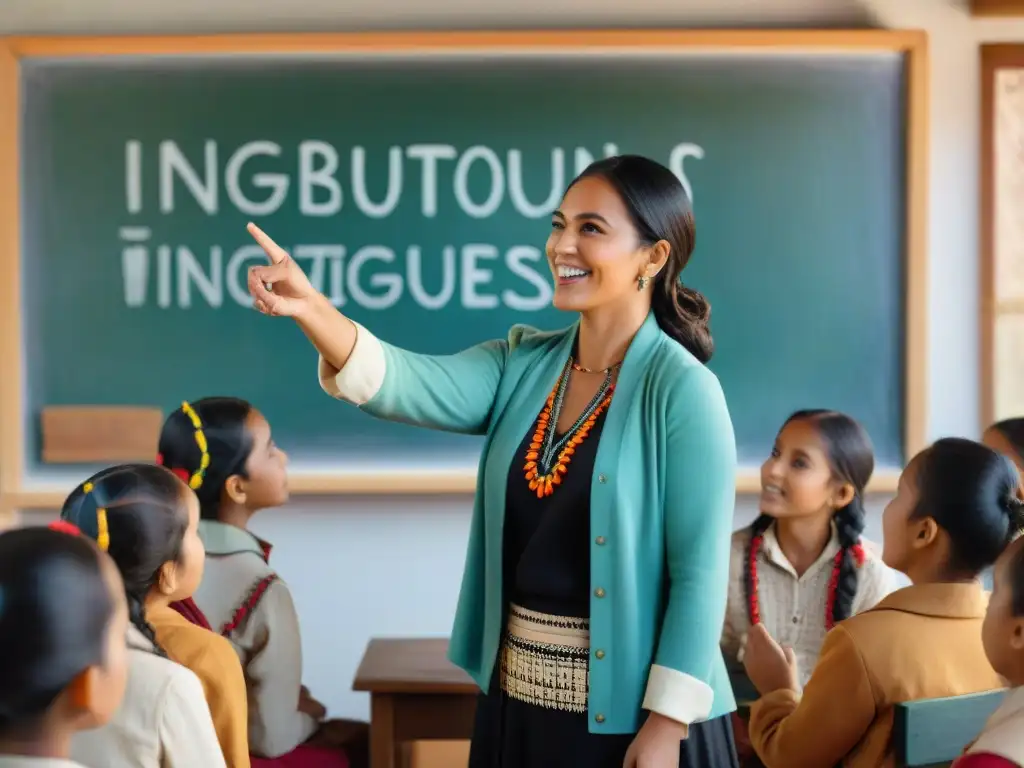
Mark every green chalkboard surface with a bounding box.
[20,50,909,479]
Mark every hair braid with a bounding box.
[828,498,867,627]
[744,514,774,624]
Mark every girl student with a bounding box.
[984,418,1024,476]
[61,463,249,768]
[158,398,364,768]
[721,409,894,688]
[743,437,1020,768]
[954,529,1024,767]
[0,524,128,768]
[722,410,894,765]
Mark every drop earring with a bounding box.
[637,275,650,291]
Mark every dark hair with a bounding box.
[745,409,875,628]
[61,463,190,656]
[912,437,1024,576]
[991,418,1024,463]
[158,397,254,521]
[569,155,713,362]
[0,527,114,732]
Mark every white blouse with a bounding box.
[70,627,226,768]
[721,522,896,687]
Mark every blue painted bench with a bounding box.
[894,689,1007,767]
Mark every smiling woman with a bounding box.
[244,154,740,768]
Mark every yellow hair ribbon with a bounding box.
[180,401,210,490]
[81,481,110,552]
[95,508,110,552]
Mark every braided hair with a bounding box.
[745,409,874,630]
[61,463,191,656]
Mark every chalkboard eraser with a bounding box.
[41,406,163,464]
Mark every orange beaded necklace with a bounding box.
[523,357,616,498]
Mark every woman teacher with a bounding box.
[246,155,739,768]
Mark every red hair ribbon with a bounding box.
[170,468,191,485]
[48,520,82,536]
[156,453,191,485]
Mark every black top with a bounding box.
[502,406,609,619]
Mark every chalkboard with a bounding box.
[3,31,929,500]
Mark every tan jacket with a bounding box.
[193,522,317,758]
[750,582,1004,768]
[70,626,226,768]
[148,604,251,768]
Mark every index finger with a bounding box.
[247,222,288,265]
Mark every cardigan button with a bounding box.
[595,536,606,546]
[598,474,607,483]
[594,649,605,659]
[594,587,606,598]
[595,713,606,723]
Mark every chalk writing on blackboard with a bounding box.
[118,140,705,311]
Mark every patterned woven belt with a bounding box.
[499,603,590,713]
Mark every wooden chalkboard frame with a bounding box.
[981,45,1024,432]
[0,30,930,518]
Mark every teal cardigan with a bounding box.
[318,311,738,733]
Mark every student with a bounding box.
[159,398,363,768]
[722,410,894,765]
[0,524,129,768]
[743,437,1019,768]
[953,532,1024,767]
[721,409,894,688]
[62,463,250,768]
[983,418,1024,476]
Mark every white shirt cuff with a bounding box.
[642,664,715,725]
[316,322,387,406]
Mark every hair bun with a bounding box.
[1004,492,1024,536]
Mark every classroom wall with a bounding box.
[4,0,1022,720]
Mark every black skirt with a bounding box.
[468,671,740,768]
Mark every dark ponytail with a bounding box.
[62,463,191,656]
[569,155,713,363]
[0,526,114,732]
[746,409,874,628]
[651,276,714,364]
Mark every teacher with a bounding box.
[246,155,739,768]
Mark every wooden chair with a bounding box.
[894,689,1007,767]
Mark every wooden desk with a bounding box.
[353,638,478,768]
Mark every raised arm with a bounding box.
[317,322,512,435]
[247,223,512,435]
